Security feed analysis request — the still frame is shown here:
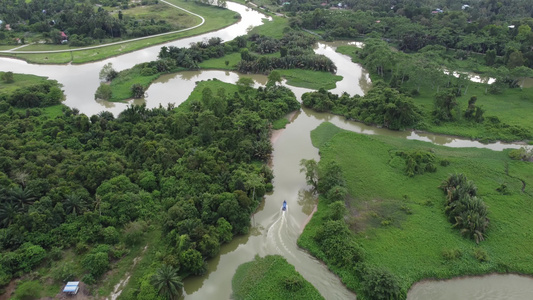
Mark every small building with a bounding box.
[63,282,80,295]
[462,4,470,10]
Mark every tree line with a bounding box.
[292,4,533,69]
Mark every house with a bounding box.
[63,282,80,295]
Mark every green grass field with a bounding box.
[277,69,342,90]
[232,255,324,300]
[0,72,53,93]
[299,122,533,298]
[248,16,289,39]
[1,0,239,64]
[119,2,197,28]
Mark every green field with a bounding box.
[0,0,239,64]
[299,122,533,298]
[232,255,324,300]
[0,72,51,94]
[248,16,289,39]
[277,69,342,90]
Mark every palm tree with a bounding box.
[151,264,183,300]
[0,200,21,227]
[8,186,36,210]
[63,193,86,216]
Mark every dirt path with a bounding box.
[106,245,148,300]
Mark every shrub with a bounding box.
[95,83,112,100]
[360,266,402,300]
[282,274,304,291]
[52,262,76,283]
[13,280,41,300]
[473,248,489,262]
[442,248,463,261]
[131,83,145,98]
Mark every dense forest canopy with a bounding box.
[290,0,533,68]
[0,74,299,293]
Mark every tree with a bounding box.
[485,49,496,66]
[510,66,533,90]
[63,193,86,215]
[0,201,21,227]
[9,186,36,210]
[299,159,318,190]
[433,90,458,122]
[151,265,183,300]
[131,83,145,98]
[95,83,113,100]
[236,77,254,93]
[99,63,118,82]
[267,70,282,86]
[2,71,14,83]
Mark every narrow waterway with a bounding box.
[1,3,533,299]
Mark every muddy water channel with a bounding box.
[2,3,533,299]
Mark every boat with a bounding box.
[282,200,287,211]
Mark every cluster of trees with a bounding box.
[292,1,533,69]
[237,32,335,74]
[0,78,299,291]
[158,37,231,69]
[0,79,64,108]
[395,149,438,177]
[302,81,421,130]
[440,173,490,244]
[0,0,178,45]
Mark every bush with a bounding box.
[82,251,109,278]
[360,266,402,300]
[123,221,147,246]
[282,274,304,291]
[95,83,112,100]
[442,248,463,261]
[473,248,489,262]
[49,247,63,261]
[52,262,76,283]
[131,84,145,98]
[13,280,41,300]
[2,71,14,83]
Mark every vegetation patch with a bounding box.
[299,122,533,299]
[231,255,324,300]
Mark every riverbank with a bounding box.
[299,121,533,299]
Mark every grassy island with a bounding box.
[232,255,324,300]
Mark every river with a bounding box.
[1,3,532,299]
